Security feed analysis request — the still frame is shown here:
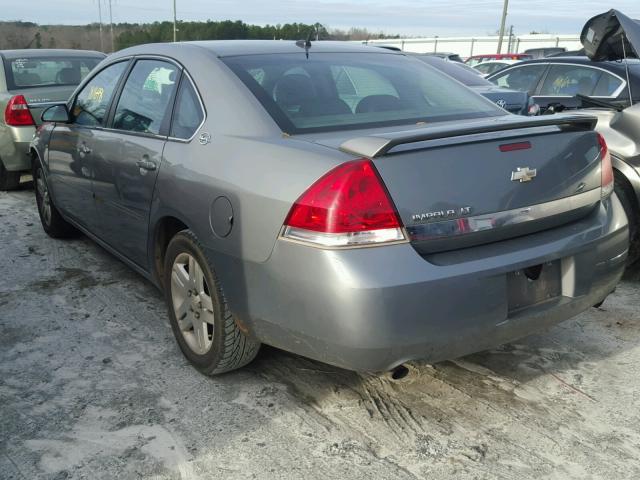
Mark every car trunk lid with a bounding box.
[300,114,603,254]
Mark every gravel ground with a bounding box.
[1,186,640,480]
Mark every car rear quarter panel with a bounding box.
[151,49,354,275]
[586,106,640,203]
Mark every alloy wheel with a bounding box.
[170,252,216,355]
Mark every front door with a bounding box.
[92,59,181,268]
[47,61,129,230]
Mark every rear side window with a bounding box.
[72,61,128,127]
[4,57,101,89]
[223,52,503,134]
[113,60,179,135]
[170,78,204,139]
[593,72,624,96]
[539,65,603,96]
[490,64,547,94]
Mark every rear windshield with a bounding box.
[3,56,102,89]
[222,52,504,134]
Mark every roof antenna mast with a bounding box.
[296,29,313,59]
[621,34,633,106]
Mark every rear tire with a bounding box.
[34,162,78,238]
[614,175,639,265]
[163,230,260,375]
[0,161,20,191]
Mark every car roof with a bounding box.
[0,49,105,60]
[115,40,402,58]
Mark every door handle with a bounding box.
[136,159,157,171]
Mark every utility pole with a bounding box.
[507,25,514,52]
[97,0,104,52]
[108,0,114,52]
[496,0,509,54]
[173,0,177,42]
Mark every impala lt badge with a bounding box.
[511,167,537,183]
[411,206,472,223]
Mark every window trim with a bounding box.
[490,62,628,99]
[166,70,207,143]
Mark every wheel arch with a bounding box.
[612,155,640,212]
[150,214,191,289]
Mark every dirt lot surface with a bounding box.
[1,187,640,480]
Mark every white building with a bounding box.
[361,34,582,58]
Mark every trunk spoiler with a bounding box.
[581,9,640,61]
[339,114,597,159]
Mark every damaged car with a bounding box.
[30,41,628,374]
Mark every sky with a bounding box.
[2,0,639,36]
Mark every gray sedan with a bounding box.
[30,41,628,374]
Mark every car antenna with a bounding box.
[621,34,634,106]
[296,29,313,59]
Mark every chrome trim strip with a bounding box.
[407,188,601,241]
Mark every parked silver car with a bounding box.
[31,41,628,374]
[0,49,105,189]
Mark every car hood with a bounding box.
[581,9,640,61]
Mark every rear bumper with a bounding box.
[0,125,35,172]
[214,195,628,372]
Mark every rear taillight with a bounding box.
[4,95,34,127]
[598,133,614,199]
[282,159,406,247]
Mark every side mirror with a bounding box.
[41,104,70,123]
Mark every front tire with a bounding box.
[34,162,77,238]
[163,230,260,375]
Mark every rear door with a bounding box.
[47,60,129,228]
[92,58,181,268]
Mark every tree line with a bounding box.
[0,20,398,52]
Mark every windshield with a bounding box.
[4,56,102,90]
[222,52,504,134]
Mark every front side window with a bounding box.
[4,56,102,89]
[223,52,503,134]
[113,60,179,135]
[170,78,204,139]
[490,64,547,94]
[72,61,128,127]
[539,65,603,96]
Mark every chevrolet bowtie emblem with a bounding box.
[511,167,537,183]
